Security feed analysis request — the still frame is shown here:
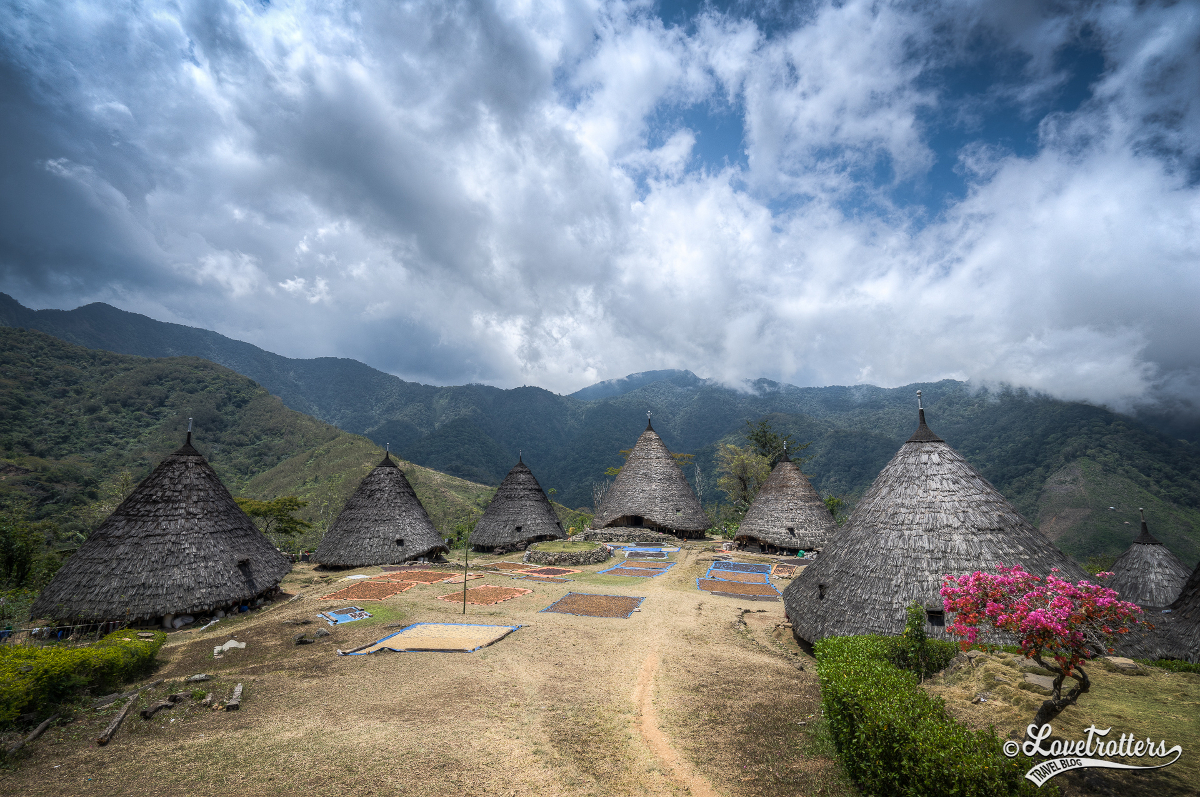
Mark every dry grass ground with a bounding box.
[0,548,855,797]
[925,650,1200,797]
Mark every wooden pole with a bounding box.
[462,543,469,615]
[6,714,59,756]
[97,696,137,746]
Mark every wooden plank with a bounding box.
[225,683,243,711]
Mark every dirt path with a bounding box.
[635,650,721,797]
[0,548,852,797]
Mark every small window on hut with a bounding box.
[514,525,523,534]
[818,584,826,600]
[395,537,405,547]
[926,610,945,628]
[787,527,796,536]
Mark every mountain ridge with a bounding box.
[3,293,1199,569]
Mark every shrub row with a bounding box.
[0,629,165,725]
[815,635,1053,797]
[1138,658,1200,674]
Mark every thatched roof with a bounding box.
[1164,561,1200,662]
[315,453,447,567]
[592,418,708,536]
[1120,560,1200,663]
[783,405,1087,644]
[470,457,565,550]
[31,435,290,623]
[736,449,835,550]
[1106,511,1190,608]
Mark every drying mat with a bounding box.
[619,560,672,570]
[514,574,573,583]
[709,561,772,574]
[321,580,415,601]
[480,561,537,571]
[625,551,668,559]
[381,565,437,572]
[771,563,800,577]
[709,591,780,602]
[598,566,667,578]
[436,585,532,606]
[439,573,485,584]
[541,593,645,618]
[703,567,769,584]
[339,622,520,655]
[524,566,581,576]
[371,570,457,584]
[697,578,780,597]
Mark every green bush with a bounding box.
[815,635,1053,797]
[0,629,165,725]
[1137,658,1200,674]
[889,603,960,679]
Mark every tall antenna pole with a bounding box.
[462,540,469,615]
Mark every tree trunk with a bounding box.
[1028,656,1090,733]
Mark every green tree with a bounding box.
[0,500,53,589]
[823,494,849,525]
[744,419,808,466]
[715,443,771,508]
[235,496,312,551]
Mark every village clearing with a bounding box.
[4,546,1199,797]
[0,546,854,797]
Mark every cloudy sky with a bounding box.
[1,0,1198,414]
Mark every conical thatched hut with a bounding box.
[315,453,447,566]
[1120,559,1200,663]
[1106,510,1190,608]
[592,417,708,539]
[735,447,835,554]
[31,434,290,625]
[470,457,565,552]
[783,398,1086,646]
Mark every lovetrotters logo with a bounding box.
[1002,723,1182,787]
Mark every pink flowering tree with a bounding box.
[940,564,1147,730]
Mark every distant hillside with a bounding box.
[0,328,494,558]
[4,294,1200,568]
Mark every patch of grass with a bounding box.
[529,540,599,553]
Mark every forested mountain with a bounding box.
[3,293,1199,568]
[0,328,495,578]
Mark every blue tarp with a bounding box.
[319,606,373,626]
[709,561,772,574]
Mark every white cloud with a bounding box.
[1,0,1197,417]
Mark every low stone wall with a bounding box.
[580,528,677,545]
[523,544,612,566]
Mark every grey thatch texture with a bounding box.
[1106,513,1190,608]
[783,409,1087,644]
[31,438,290,623]
[315,454,447,566]
[1165,562,1200,662]
[736,451,835,551]
[592,420,708,537]
[1120,561,1200,663]
[470,459,565,550]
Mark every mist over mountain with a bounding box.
[3,292,1199,568]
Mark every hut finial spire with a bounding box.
[905,390,943,443]
[646,410,653,432]
[519,450,523,464]
[186,417,192,446]
[1135,507,1160,544]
